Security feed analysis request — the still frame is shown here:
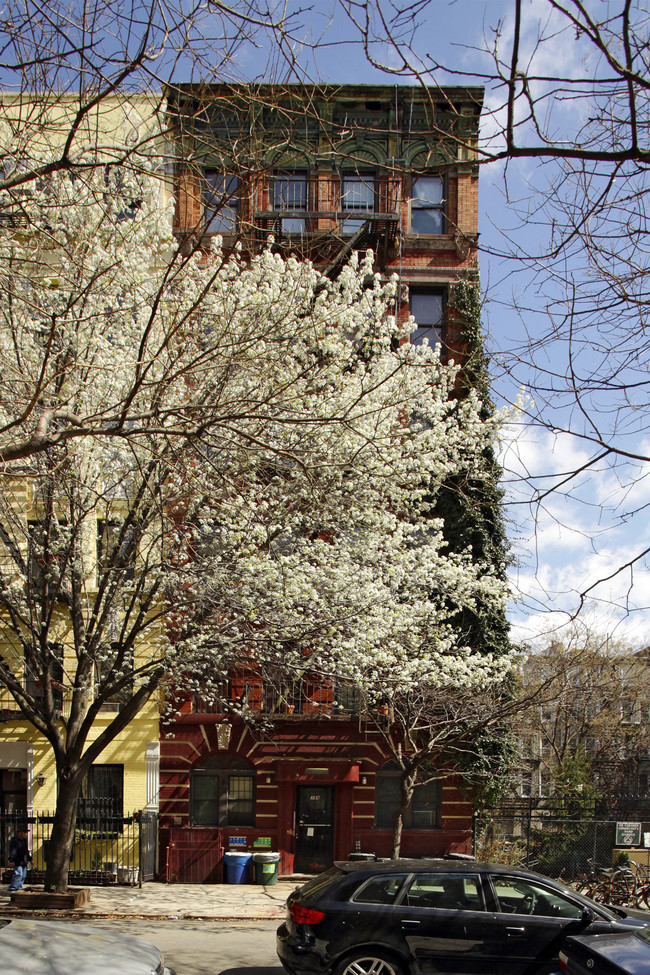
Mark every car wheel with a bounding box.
[334,952,406,975]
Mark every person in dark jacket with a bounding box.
[8,827,31,891]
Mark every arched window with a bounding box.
[375,760,440,830]
[190,755,256,827]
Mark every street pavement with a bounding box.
[0,879,294,920]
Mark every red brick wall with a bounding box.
[159,713,474,879]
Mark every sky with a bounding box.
[265,0,650,649]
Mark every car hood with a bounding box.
[0,917,163,975]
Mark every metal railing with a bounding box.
[1,809,156,886]
[0,680,73,720]
[193,679,364,717]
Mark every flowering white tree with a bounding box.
[0,161,512,890]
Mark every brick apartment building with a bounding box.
[160,83,484,881]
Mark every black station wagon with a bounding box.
[276,859,647,975]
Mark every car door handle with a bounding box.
[401,920,421,929]
[506,927,526,937]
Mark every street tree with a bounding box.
[348,278,517,859]
[516,625,650,804]
[0,161,512,890]
[361,680,518,859]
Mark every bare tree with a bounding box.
[362,679,522,859]
[516,626,650,803]
[336,0,650,620]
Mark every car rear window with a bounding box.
[352,875,409,905]
[296,867,346,899]
[636,926,650,945]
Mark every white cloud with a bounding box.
[501,422,650,641]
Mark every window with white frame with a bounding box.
[341,172,376,233]
[203,171,239,234]
[410,175,445,234]
[410,290,444,349]
[273,172,308,234]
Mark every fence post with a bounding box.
[138,811,143,888]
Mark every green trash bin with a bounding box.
[253,851,280,886]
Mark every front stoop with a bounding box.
[10,887,91,909]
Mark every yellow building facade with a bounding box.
[0,93,169,880]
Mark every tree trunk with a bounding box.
[391,771,417,859]
[391,807,405,859]
[44,772,82,892]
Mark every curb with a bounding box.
[0,909,284,921]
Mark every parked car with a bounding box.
[560,925,650,975]
[276,859,647,975]
[0,916,175,975]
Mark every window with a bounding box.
[79,764,124,819]
[230,672,264,712]
[203,171,239,234]
[353,874,408,905]
[273,172,308,234]
[405,873,484,911]
[27,518,68,589]
[190,755,256,827]
[410,175,445,234]
[25,642,64,711]
[95,646,133,711]
[97,519,135,581]
[493,876,583,918]
[341,172,376,233]
[410,291,444,349]
[621,700,639,724]
[375,760,440,829]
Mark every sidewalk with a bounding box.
[0,879,296,920]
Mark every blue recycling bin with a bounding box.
[224,851,252,884]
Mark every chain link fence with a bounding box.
[474,801,650,881]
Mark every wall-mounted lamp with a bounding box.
[361,776,368,786]
[35,773,46,787]
[265,774,272,784]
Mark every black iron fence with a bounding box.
[474,800,650,880]
[1,809,158,886]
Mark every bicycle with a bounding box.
[574,858,637,907]
[626,859,650,910]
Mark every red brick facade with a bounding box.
[160,713,474,881]
[160,83,482,880]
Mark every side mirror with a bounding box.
[580,907,595,927]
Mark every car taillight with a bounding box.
[290,903,326,925]
[558,951,568,972]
